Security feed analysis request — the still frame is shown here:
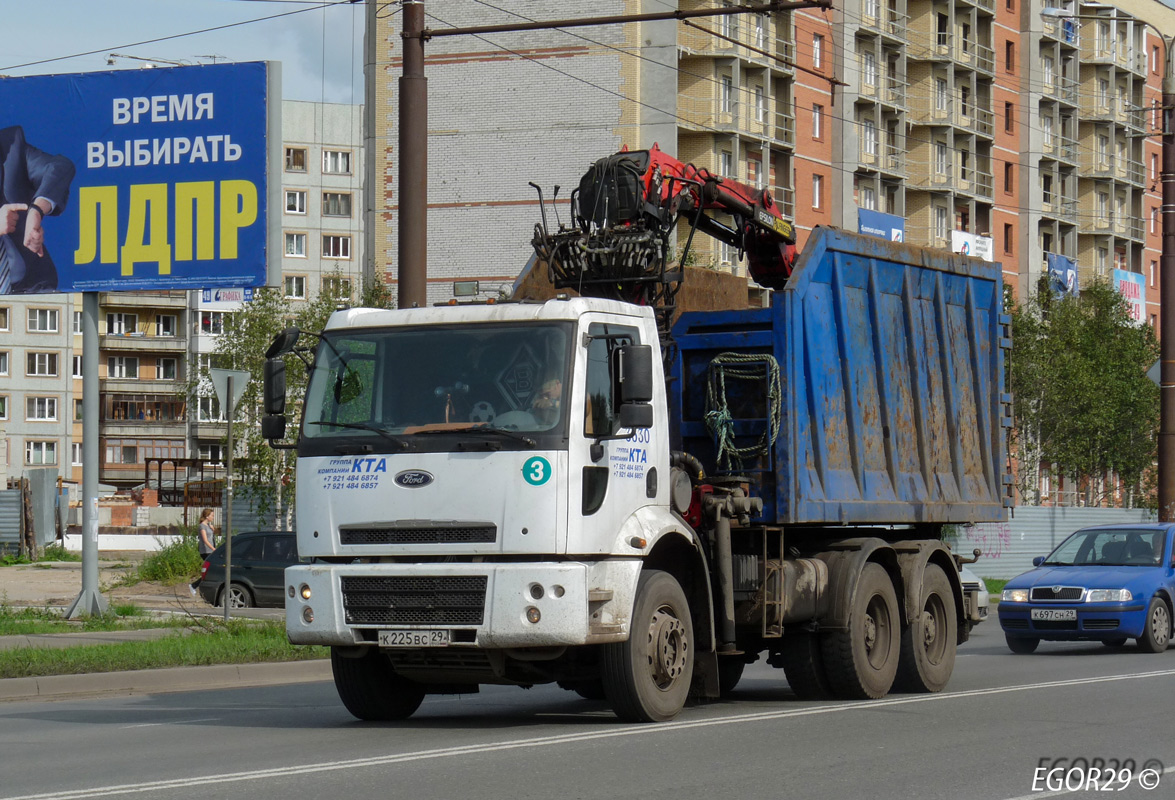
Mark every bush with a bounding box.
[135,528,204,584]
[42,544,82,562]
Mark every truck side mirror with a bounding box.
[619,402,653,430]
[264,358,286,415]
[1032,556,1045,567]
[617,344,654,403]
[266,327,301,358]
[261,415,287,440]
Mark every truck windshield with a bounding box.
[300,322,572,452]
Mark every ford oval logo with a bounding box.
[394,470,434,488]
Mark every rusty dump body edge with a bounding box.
[670,225,1010,527]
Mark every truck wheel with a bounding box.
[717,658,745,697]
[331,647,425,721]
[821,563,900,699]
[895,563,957,693]
[602,570,694,722]
[1137,597,1171,653]
[778,630,831,700]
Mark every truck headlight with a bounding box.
[1085,588,1132,603]
[1001,588,1029,603]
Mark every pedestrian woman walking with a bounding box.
[190,508,218,596]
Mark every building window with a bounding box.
[812,173,823,210]
[27,308,59,333]
[155,314,176,337]
[1004,163,1014,193]
[157,358,178,381]
[934,206,948,241]
[27,352,59,377]
[813,34,823,68]
[104,442,139,465]
[0,307,8,331]
[862,119,878,156]
[862,51,877,89]
[284,232,307,257]
[321,275,353,297]
[199,443,225,466]
[75,398,83,420]
[860,185,877,210]
[26,397,58,421]
[934,79,948,113]
[1154,45,1161,75]
[283,275,306,299]
[323,150,352,174]
[1153,207,1160,235]
[812,103,823,139]
[72,355,83,378]
[935,142,949,176]
[322,192,352,217]
[26,441,57,466]
[72,310,82,334]
[1041,116,1054,148]
[1151,260,1158,287]
[1003,223,1013,254]
[200,311,227,335]
[1004,102,1014,133]
[322,235,352,259]
[1041,174,1053,205]
[754,85,765,123]
[1005,40,1015,72]
[285,190,307,214]
[72,442,83,466]
[106,312,137,335]
[0,351,8,376]
[0,396,7,419]
[107,356,139,379]
[285,147,307,172]
[198,396,223,422]
[720,75,733,114]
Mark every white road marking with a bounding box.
[7,667,1175,800]
[120,717,220,729]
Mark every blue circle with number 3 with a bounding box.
[523,456,551,486]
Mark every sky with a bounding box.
[0,0,370,104]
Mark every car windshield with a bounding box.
[1043,529,1167,567]
[301,322,572,448]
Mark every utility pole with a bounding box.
[1158,35,1175,520]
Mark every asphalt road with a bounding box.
[1,623,1174,800]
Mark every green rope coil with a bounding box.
[704,352,782,472]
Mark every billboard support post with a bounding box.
[67,292,108,619]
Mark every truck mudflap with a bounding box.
[285,560,642,649]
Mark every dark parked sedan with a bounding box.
[998,524,1175,654]
[197,531,299,608]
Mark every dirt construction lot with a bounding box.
[1,558,200,611]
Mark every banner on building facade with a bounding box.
[1047,252,1079,298]
[857,208,904,242]
[1112,268,1146,326]
[0,62,279,295]
[950,230,994,262]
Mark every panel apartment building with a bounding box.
[373,0,1166,321]
[0,99,362,494]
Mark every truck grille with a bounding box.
[341,575,487,625]
[1031,586,1084,602]
[340,525,496,545]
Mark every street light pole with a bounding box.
[1157,35,1175,520]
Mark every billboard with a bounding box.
[858,208,904,242]
[0,62,279,295]
[1112,268,1146,326]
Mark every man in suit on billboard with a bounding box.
[0,125,76,294]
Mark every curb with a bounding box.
[0,659,332,703]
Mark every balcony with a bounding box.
[100,333,187,353]
[1078,153,1116,178]
[99,291,187,310]
[676,18,795,73]
[859,4,909,43]
[1041,195,1079,223]
[907,32,954,63]
[957,105,994,138]
[905,162,955,190]
[101,377,186,394]
[1042,17,1080,48]
[1042,76,1079,105]
[1041,135,1080,165]
[881,143,907,177]
[774,112,795,147]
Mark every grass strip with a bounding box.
[0,621,328,679]
[0,606,192,637]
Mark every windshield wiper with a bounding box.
[306,421,408,450]
[412,426,536,448]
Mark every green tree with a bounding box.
[199,271,394,524]
[1008,280,1158,507]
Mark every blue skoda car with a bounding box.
[998,525,1174,654]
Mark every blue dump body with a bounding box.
[670,226,1011,526]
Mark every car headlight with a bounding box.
[1085,588,1132,603]
[1001,588,1030,603]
